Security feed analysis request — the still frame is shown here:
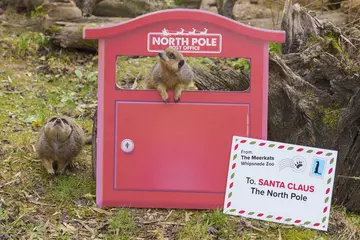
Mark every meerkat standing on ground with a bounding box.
[145,48,197,103]
[36,116,86,175]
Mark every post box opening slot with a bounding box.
[115,55,252,93]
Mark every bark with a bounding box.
[281,0,323,54]
[280,0,360,212]
[192,67,250,91]
[331,89,360,212]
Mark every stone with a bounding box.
[200,0,218,14]
[42,0,82,21]
[232,2,272,20]
[93,0,169,18]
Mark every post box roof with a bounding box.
[83,9,285,43]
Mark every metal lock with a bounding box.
[121,139,134,153]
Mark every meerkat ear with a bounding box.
[178,60,185,68]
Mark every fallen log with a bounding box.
[1,15,130,51]
[43,16,130,51]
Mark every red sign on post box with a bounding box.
[83,9,285,209]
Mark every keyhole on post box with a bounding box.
[121,139,134,153]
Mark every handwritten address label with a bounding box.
[223,136,338,231]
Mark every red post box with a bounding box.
[83,9,285,209]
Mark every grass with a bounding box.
[106,209,138,238]
[0,15,360,239]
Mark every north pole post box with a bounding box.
[83,9,285,209]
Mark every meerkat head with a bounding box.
[158,48,185,73]
[43,116,73,143]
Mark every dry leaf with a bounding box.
[29,200,56,207]
[44,220,50,230]
[63,222,78,233]
[91,207,113,216]
[278,229,282,240]
[185,212,190,222]
[82,193,96,199]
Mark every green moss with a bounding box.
[304,33,320,48]
[324,33,342,54]
[269,42,281,54]
[281,227,324,239]
[317,104,341,132]
[48,25,62,33]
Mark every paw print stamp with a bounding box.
[294,160,303,169]
[279,156,307,173]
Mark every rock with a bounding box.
[42,0,82,21]
[173,0,201,9]
[200,0,218,14]
[79,0,95,16]
[238,17,281,30]
[232,2,272,20]
[93,0,169,18]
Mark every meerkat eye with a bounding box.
[61,119,69,125]
[49,117,57,122]
[168,53,175,59]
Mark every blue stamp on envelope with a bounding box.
[310,157,326,178]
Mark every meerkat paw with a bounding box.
[174,90,181,102]
[163,98,168,103]
[159,91,168,103]
[156,84,168,103]
[47,168,55,175]
[174,85,184,103]
[174,95,181,102]
[43,159,55,175]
